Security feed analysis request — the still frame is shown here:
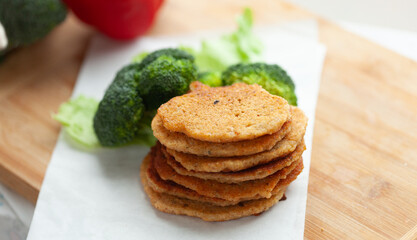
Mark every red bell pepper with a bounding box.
[63,0,164,40]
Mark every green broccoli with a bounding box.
[93,48,197,146]
[197,71,222,87]
[137,54,197,110]
[222,63,297,105]
[0,0,67,55]
[93,63,145,147]
[138,48,194,70]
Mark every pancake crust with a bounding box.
[167,107,307,172]
[152,114,291,157]
[153,143,301,202]
[272,161,304,194]
[141,157,286,221]
[165,141,305,183]
[157,83,290,142]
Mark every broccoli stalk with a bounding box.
[222,63,297,105]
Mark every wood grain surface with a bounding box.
[0,0,416,239]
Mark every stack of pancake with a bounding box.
[140,82,308,221]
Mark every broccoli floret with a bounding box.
[222,63,297,105]
[93,48,197,146]
[0,0,67,55]
[138,48,194,70]
[93,63,145,147]
[197,71,222,87]
[135,48,197,109]
[138,55,197,109]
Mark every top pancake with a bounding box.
[157,83,290,143]
[152,113,291,157]
[166,106,307,172]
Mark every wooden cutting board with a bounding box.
[0,0,416,239]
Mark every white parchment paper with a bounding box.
[28,21,326,240]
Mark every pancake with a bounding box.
[157,83,290,142]
[141,156,286,221]
[142,180,285,222]
[166,107,307,172]
[144,150,238,207]
[152,114,291,157]
[165,141,305,183]
[153,143,302,202]
[144,150,303,207]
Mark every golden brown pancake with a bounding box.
[165,141,305,183]
[144,150,303,207]
[152,114,291,157]
[141,82,307,222]
[166,106,307,172]
[153,143,302,202]
[157,83,290,142]
[145,150,238,207]
[140,155,286,221]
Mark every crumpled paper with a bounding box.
[28,20,326,240]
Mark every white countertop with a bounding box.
[287,0,417,32]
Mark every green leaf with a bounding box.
[189,8,263,72]
[53,95,100,148]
